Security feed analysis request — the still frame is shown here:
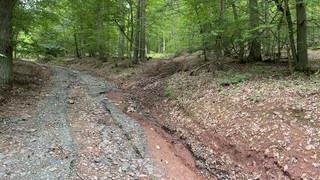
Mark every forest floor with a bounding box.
[0,50,319,179]
[0,61,203,179]
[64,50,320,179]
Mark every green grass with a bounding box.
[148,52,173,59]
[166,85,177,99]
[219,73,250,86]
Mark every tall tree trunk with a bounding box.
[133,0,141,64]
[73,27,81,58]
[0,0,15,90]
[296,0,308,71]
[263,0,271,56]
[119,0,125,59]
[247,0,262,62]
[216,0,225,60]
[274,0,298,65]
[129,0,134,59]
[277,15,284,62]
[139,0,146,60]
[163,33,166,53]
[97,1,105,59]
[231,1,245,62]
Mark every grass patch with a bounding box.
[121,70,136,80]
[93,62,104,69]
[250,65,268,74]
[148,52,173,59]
[166,85,177,100]
[219,73,250,86]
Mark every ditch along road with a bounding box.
[0,65,203,180]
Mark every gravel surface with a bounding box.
[0,66,164,179]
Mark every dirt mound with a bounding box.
[13,61,49,85]
[0,60,49,106]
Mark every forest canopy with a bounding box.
[0,0,319,88]
[11,1,319,62]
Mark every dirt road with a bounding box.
[0,66,180,179]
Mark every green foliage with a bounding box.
[10,0,318,72]
[166,85,177,100]
[219,74,250,86]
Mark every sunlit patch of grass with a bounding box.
[120,69,136,80]
[219,73,251,86]
[148,52,173,59]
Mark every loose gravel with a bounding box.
[0,66,164,179]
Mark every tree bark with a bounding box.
[0,0,15,90]
[231,1,245,62]
[274,0,298,65]
[133,0,141,64]
[247,0,262,62]
[73,27,81,58]
[296,0,309,71]
[284,0,298,66]
[119,0,125,59]
[140,0,146,61]
[139,0,146,60]
[263,0,271,56]
[129,0,134,59]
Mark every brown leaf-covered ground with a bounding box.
[66,51,320,179]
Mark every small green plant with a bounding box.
[94,62,104,69]
[251,65,267,74]
[219,74,250,86]
[55,58,67,65]
[166,85,177,99]
[292,71,306,78]
[248,95,260,102]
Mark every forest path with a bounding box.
[0,66,166,179]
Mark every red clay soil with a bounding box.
[107,92,206,180]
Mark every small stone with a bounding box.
[121,162,130,171]
[305,145,314,151]
[312,163,320,168]
[165,160,169,164]
[21,114,31,121]
[49,167,57,172]
[67,99,74,104]
[283,165,288,171]
[156,145,161,150]
[26,129,37,133]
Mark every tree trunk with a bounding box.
[97,1,105,59]
[296,0,309,71]
[119,0,125,59]
[163,33,166,53]
[247,0,262,62]
[0,0,15,90]
[139,0,146,60]
[129,0,134,59]
[73,28,81,58]
[133,0,141,64]
[231,1,245,62]
[263,0,271,56]
[277,15,283,62]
